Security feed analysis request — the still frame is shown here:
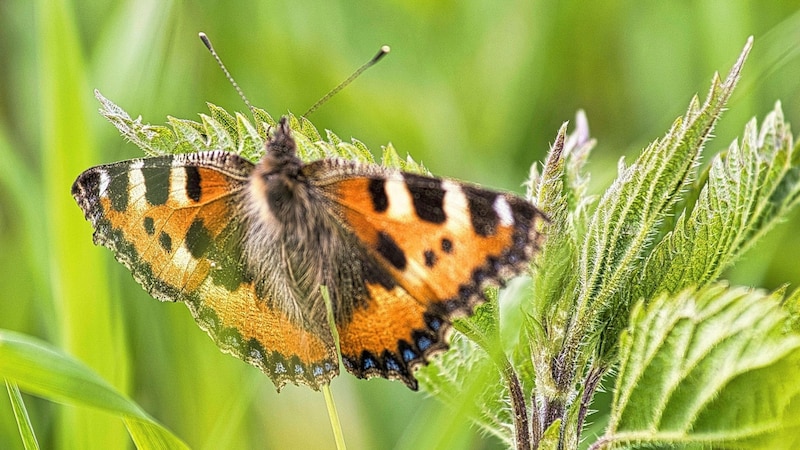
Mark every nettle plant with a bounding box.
[416,40,800,449]
[412,41,800,449]
[44,38,800,448]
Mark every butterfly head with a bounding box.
[266,117,297,156]
[248,117,313,229]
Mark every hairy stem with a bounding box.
[530,392,542,448]
[577,365,606,434]
[504,364,531,450]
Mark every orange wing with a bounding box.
[72,151,338,390]
[312,162,547,389]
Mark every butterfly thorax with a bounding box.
[240,125,359,327]
[253,151,308,230]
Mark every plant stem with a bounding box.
[322,384,347,450]
[530,392,542,448]
[504,364,531,450]
[576,365,606,434]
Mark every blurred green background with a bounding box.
[1,0,799,449]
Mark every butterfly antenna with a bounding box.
[302,45,391,118]
[199,32,256,117]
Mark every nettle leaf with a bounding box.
[166,117,209,154]
[297,115,324,142]
[528,110,595,227]
[94,89,424,169]
[637,102,800,299]
[236,111,266,160]
[784,287,800,334]
[350,138,376,163]
[576,39,751,336]
[525,114,594,399]
[516,38,800,450]
[96,90,174,156]
[522,41,757,447]
[200,112,237,153]
[598,284,800,449]
[529,114,594,322]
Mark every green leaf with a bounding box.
[528,110,595,225]
[349,138,376,164]
[6,380,40,450]
[326,128,344,147]
[527,114,594,325]
[576,39,752,333]
[298,115,324,142]
[784,287,800,334]
[96,90,176,156]
[600,284,800,449]
[0,330,189,450]
[403,154,428,174]
[166,116,210,154]
[250,106,276,136]
[638,102,800,299]
[380,143,403,168]
[524,115,593,412]
[206,103,238,138]
[236,112,266,160]
[95,91,387,166]
[539,419,561,450]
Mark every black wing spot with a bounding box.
[424,249,437,268]
[108,169,130,211]
[185,166,202,202]
[142,166,169,206]
[363,259,396,290]
[404,173,446,223]
[159,231,172,253]
[185,219,213,258]
[368,178,388,212]
[376,231,407,270]
[143,216,155,235]
[441,238,454,254]
[464,186,500,237]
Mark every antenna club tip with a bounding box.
[199,32,213,50]
[371,45,391,64]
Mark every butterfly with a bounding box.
[72,116,547,391]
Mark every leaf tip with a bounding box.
[723,36,753,90]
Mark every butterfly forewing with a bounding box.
[326,170,545,312]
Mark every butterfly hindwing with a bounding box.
[337,280,444,390]
[72,151,338,389]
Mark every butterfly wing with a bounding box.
[72,151,338,390]
[309,160,547,389]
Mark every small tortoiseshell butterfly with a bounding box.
[72,116,547,390]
